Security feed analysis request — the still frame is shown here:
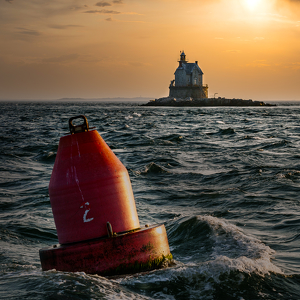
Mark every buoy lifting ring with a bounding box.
[69,115,89,134]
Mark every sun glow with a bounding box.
[244,0,261,11]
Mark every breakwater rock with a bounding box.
[142,97,275,107]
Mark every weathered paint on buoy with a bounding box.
[48,125,140,244]
[40,224,172,276]
[39,115,172,276]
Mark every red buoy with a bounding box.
[39,115,172,276]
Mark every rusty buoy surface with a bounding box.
[40,224,171,276]
[39,115,172,276]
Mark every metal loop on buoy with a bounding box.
[107,221,114,238]
[69,115,89,135]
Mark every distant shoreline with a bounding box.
[0,98,299,105]
[57,97,153,102]
[0,97,153,102]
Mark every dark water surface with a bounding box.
[1,101,300,299]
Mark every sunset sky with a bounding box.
[0,0,299,101]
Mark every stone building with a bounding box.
[169,51,208,99]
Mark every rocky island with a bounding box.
[143,51,274,107]
[143,96,273,107]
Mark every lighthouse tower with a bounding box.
[169,51,208,99]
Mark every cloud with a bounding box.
[246,60,271,68]
[103,17,145,23]
[3,2,88,19]
[84,9,120,14]
[128,61,151,67]
[39,2,88,17]
[41,53,102,65]
[290,62,300,70]
[259,12,300,26]
[113,0,124,3]
[95,1,111,7]
[42,53,81,63]
[48,24,84,29]
[16,27,41,36]
[282,62,300,70]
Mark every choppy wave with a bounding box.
[167,215,281,275]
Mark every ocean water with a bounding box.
[1,100,300,300]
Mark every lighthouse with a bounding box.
[169,51,208,99]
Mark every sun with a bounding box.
[244,0,261,11]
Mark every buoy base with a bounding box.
[39,224,172,276]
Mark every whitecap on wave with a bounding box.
[198,215,282,277]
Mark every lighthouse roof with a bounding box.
[175,62,203,75]
[185,63,203,75]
